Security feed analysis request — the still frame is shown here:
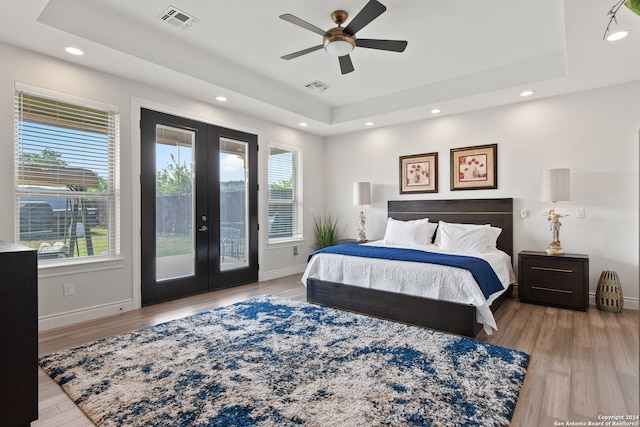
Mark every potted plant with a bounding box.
[312,213,339,249]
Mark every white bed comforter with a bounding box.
[301,241,516,334]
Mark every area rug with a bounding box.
[39,296,529,426]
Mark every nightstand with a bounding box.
[518,250,589,311]
[336,239,367,245]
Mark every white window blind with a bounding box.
[268,143,303,241]
[14,89,119,262]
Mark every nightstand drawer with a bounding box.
[520,279,584,308]
[520,258,584,291]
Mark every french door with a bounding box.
[140,109,258,305]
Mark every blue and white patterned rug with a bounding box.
[39,296,529,426]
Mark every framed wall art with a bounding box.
[399,152,438,194]
[450,144,497,190]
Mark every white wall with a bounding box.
[0,42,324,329]
[2,39,637,329]
[324,81,640,308]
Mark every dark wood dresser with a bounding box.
[518,250,589,311]
[0,242,38,425]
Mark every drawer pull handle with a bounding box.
[531,266,574,273]
[531,286,574,294]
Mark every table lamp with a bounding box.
[541,168,570,255]
[353,182,371,242]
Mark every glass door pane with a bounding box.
[219,138,248,271]
[155,125,195,281]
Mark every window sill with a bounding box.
[267,238,305,250]
[38,256,126,278]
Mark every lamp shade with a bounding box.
[541,169,571,202]
[353,182,371,205]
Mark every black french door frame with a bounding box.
[140,108,258,305]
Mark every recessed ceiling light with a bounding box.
[215,96,227,102]
[606,30,630,41]
[64,46,84,56]
[365,122,374,126]
[430,108,441,114]
[299,122,308,127]
[520,90,534,97]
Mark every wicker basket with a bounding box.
[596,270,624,312]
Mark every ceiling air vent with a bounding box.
[158,6,199,29]
[305,81,329,93]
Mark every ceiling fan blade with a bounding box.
[281,45,324,60]
[279,14,327,36]
[356,39,408,52]
[344,0,386,36]
[339,55,355,74]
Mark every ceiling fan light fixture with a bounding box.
[280,1,407,73]
[324,28,356,56]
[325,40,355,56]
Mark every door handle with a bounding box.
[198,225,208,232]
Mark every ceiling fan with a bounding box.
[279,0,408,75]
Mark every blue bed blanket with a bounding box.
[309,244,504,300]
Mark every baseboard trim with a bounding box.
[39,265,306,331]
[38,299,134,331]
[260,265,306,282]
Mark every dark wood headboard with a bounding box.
[387,198,514,259]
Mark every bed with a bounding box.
[303,198,514,338]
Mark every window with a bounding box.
[268,143,302,242]
[14,88,119,262]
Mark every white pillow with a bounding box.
[439,225,490,253]
[484,226,502,249]
[382,218,437,246]
[435,221,502,250]
[434,221,487,246]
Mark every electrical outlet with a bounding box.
[293,246,298,256]
[575,207,585,218]
[63,282,75,296]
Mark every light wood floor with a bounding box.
[34,275,639,427]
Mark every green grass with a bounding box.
[21,229,197,259]
[21,226,110,257]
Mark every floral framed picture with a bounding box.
[450,144,497,190]
[399,152,438,194]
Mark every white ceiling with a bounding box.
[2,0,639,136]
